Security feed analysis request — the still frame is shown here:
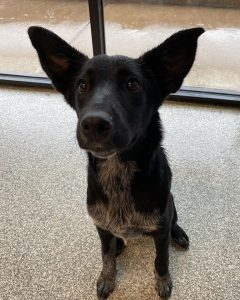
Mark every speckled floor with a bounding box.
[0,87,239,300]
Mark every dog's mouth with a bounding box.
[88,149,117,159]
[82,134,139,159]
[77,135,117,159]
[77,129,138,159]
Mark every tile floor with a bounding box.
[0,87,239,299]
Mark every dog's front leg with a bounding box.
[153,233,172,299]
[96,226,117,300]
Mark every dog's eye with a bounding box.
[127,79,141,92]
[78,80,87,93]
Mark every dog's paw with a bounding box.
[171,223,189,250]
[115,238,126,256]
[97,273,115,299]
[155,272,172,299]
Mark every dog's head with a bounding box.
[28,27,204,159]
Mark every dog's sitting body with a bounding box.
[28,26,204,299]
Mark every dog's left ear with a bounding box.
[138,27,204,99]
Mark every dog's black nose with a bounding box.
[80,114,112,140]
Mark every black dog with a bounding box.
[28,26,204,299]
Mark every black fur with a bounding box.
[28,26,204,299]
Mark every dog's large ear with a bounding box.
[28,26,88,108]
[138,27,204,100]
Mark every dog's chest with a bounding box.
[88,156,160,240]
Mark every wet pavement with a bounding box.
[0,1,239,90]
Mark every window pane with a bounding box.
[104,0,240,91]
[0,0,93,76]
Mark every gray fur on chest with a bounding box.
[88,156,160,240]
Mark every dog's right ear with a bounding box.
[28,26,88,108]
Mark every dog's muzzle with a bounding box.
[77,111,117,158]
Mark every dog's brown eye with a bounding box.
[127,79,141,92]
[78,80,87,93]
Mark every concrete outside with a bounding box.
[0,0,240,91]
[120,0,240,9]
